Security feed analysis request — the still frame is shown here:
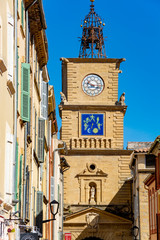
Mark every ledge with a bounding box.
[67,149,133,156]
[59,104,127,115]
[60,58,126,64]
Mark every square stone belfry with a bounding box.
[59,58,133,240]
[59,1,133,239]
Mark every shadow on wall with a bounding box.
[105,181,132,220]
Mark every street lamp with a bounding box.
[131,226,139,240]
[42,200,59,223]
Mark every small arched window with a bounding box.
[89,182,97,204]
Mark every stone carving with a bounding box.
[60,92,67,104]
[86,212,99,228]
[90,186,96,204]
[76,165,108,177]
[116,92,125,106]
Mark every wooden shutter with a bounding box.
[51,176,54,201]
[156,154,160,190]
[21,63,30,122]
[36,191,43,234]
[7,13,14,81]
[38,118,45,163]
[41,81,48,119]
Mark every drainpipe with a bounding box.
[53,141,67,240]
[13,0,18,203]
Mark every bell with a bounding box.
[95,42,100,49]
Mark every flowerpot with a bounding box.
[8,232,15,240]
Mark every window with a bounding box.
[21,0,24,29]
[41,79,48,120]
[149,190,152,233]
[38,118,45,163]
[156,154,160,190]
[7,13,13,81]
[36,191,43,234]
[34,110,37,153]
[21,63,30,122]
[146,154,156,168]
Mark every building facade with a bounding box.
[144,136,160,240]
[0,0,15,239]
[0,0,63,239]
[128,142,155,240]
[59,1,133,239]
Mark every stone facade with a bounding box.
[60,58,133,240]
[128,142,155,240]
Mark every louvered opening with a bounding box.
[36,191,43,234]
[23,68,29,92]
[38,118,45,163]
[23,94,29,119]
[21,63,30,122]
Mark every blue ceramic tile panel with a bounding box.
[81,114,104,136]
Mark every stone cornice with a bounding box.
[67,149,133,156]
[60,57,126,65]
[59,104,127,116]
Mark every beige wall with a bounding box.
[62,61,120,105]
[0,0,14,203]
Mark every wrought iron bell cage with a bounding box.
[79,0,106,58]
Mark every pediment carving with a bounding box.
[76,167,108,178]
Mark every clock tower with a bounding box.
[59,1,133,239]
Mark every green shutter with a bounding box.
[19,155,23,215]
[21,63,30,122]
[17,48,19,109]
[15,142,18,200]
[38,118,45,163]
[21,0,24,28]
[36,191,43,234]
[41,81,48,119]
[35,110,37,153]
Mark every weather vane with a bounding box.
[79,0,106,58]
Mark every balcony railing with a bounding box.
[70,138,112,150]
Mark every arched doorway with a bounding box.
[82,238,103,240]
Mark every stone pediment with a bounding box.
[76,166,108,178]
[64,207,131,225]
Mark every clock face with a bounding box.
[82,74,104,96]
[81,114,104,136]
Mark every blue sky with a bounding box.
[43,0,160,148]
